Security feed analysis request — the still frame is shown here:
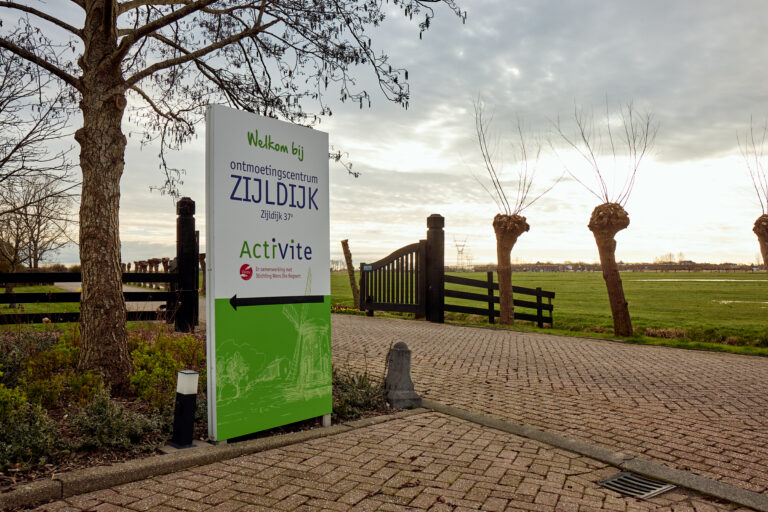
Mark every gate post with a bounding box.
[425,214,445,323]
[175,197,197,332]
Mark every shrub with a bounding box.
[72,388,161,452]
[0,330,59,388]
[0,384,56,469]
[19,336,79,409]
[332,367,387,421]
[68,264,81,273]
[130,330,205,410]
[0,331,59,388]
[41,263,67,272]
[67,371,105,405]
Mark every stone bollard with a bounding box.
[385,341,422,409]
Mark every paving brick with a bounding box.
[332,315,768,497]
[31,318,760,512]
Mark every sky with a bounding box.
[21,0,768,266]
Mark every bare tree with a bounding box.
[737,118,768,270]
[474,100,558,325]
[0,174,76,292]
[0,0,465,392]
[0,46,73,216]
[554,102,657,336]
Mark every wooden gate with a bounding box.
[359,214,444,321]
[359,214,555,326]
[359,241,426,316]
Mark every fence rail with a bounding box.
[444,271,555,327]
[0,271,179,284]
[0,197,199,331]
[0,273,187,326]
[357,215,555,327]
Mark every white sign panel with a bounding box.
[205,105,331,441]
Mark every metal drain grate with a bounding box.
[598,472,676,499]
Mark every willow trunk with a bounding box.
[588,203,632,337]
[754,215,768,269]
[493,214,529,325]
[75,1,133,393]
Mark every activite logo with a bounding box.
[239,264,253,280]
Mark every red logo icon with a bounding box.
[240,264,253,280]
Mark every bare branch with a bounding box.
[738,116,768,215]
[114,0,217,62]
[553,101,656,206]
[0,37,80,90]
[0,2,82,36]
[122,17,280,91]
[474,99,558,216]
[117,0,187,15]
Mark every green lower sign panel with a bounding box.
[213,297,331,440]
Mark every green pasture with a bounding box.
[331,271,768,349]
[0,285,80,316]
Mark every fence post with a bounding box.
[425,214,444,323]
[175,197,197,332]
[536,287,543,328]
[487,271,495,324]
[359,263,373,316]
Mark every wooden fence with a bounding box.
[360,215,555,326]
[444,272,555,327]
[0,197,199,332]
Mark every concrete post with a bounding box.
[385,341,422,409]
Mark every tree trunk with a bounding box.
[753,214,768,269]
[341,239,359,308]
[588,203,632,337]
[75,2,133,394]
[493,214,529,325]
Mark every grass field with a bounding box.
[331,271,768,350]
[0,285,80,315]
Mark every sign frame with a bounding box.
[205,105,331,442]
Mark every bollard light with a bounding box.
[169,369,199,449]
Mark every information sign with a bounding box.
[205,105,330,441]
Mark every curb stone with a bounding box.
[0,408,429,510]
[422,398,768,512]
[0,480,61,510]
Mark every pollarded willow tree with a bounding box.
[555,102,657,337]
[0,0,465,393]
[737,118,768,269]
[474,100,558,325]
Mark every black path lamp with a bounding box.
[169,369,199,448]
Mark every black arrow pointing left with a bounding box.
[230,294,325,311]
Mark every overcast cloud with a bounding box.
[34,0,768,266]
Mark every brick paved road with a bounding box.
[331,315,768,496]
[36,413,749,512]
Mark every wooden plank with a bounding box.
[445,289,496,303]
[123,273,180,283]
[444,274,493,288]
[0,291,178,304]
[512,285,555,298]
[367,243,420,271]
[124,292,177,301]
[0,292,80,303]
[512,298,553,311]
[0,272,180,284]
[445,304,498,317]
[0,272,79,283]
